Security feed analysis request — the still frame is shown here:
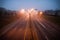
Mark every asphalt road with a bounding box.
[0,14,60,40]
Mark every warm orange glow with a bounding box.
[40,11,43,15]
[27,8,38,15]
[20,9,25,14]
[27,8,34,14]
[18,8,40,19]
[30,8,34,12]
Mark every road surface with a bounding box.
[0,14,60,40]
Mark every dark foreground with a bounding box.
[0,14,60,40]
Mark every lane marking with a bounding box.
[34,16,49,40]
[31,18,39,40]
[24,19,30,40]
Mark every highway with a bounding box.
[0,13,60,40]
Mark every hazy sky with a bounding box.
[0,0,60,10]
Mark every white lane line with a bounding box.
[31,19,39,40]
[36,17,47,29]
[34,17,49,40]
[35,21,49,40]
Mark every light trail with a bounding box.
[24,19,30,40]
[0,9,60,40]
[31,19,39,40]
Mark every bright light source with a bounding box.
[20,9,25,14]
[30,8,34,12]
[40,11,43,15]
[30,8,38,15]
[18,8,39,19]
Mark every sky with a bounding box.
[0,0,60,10]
